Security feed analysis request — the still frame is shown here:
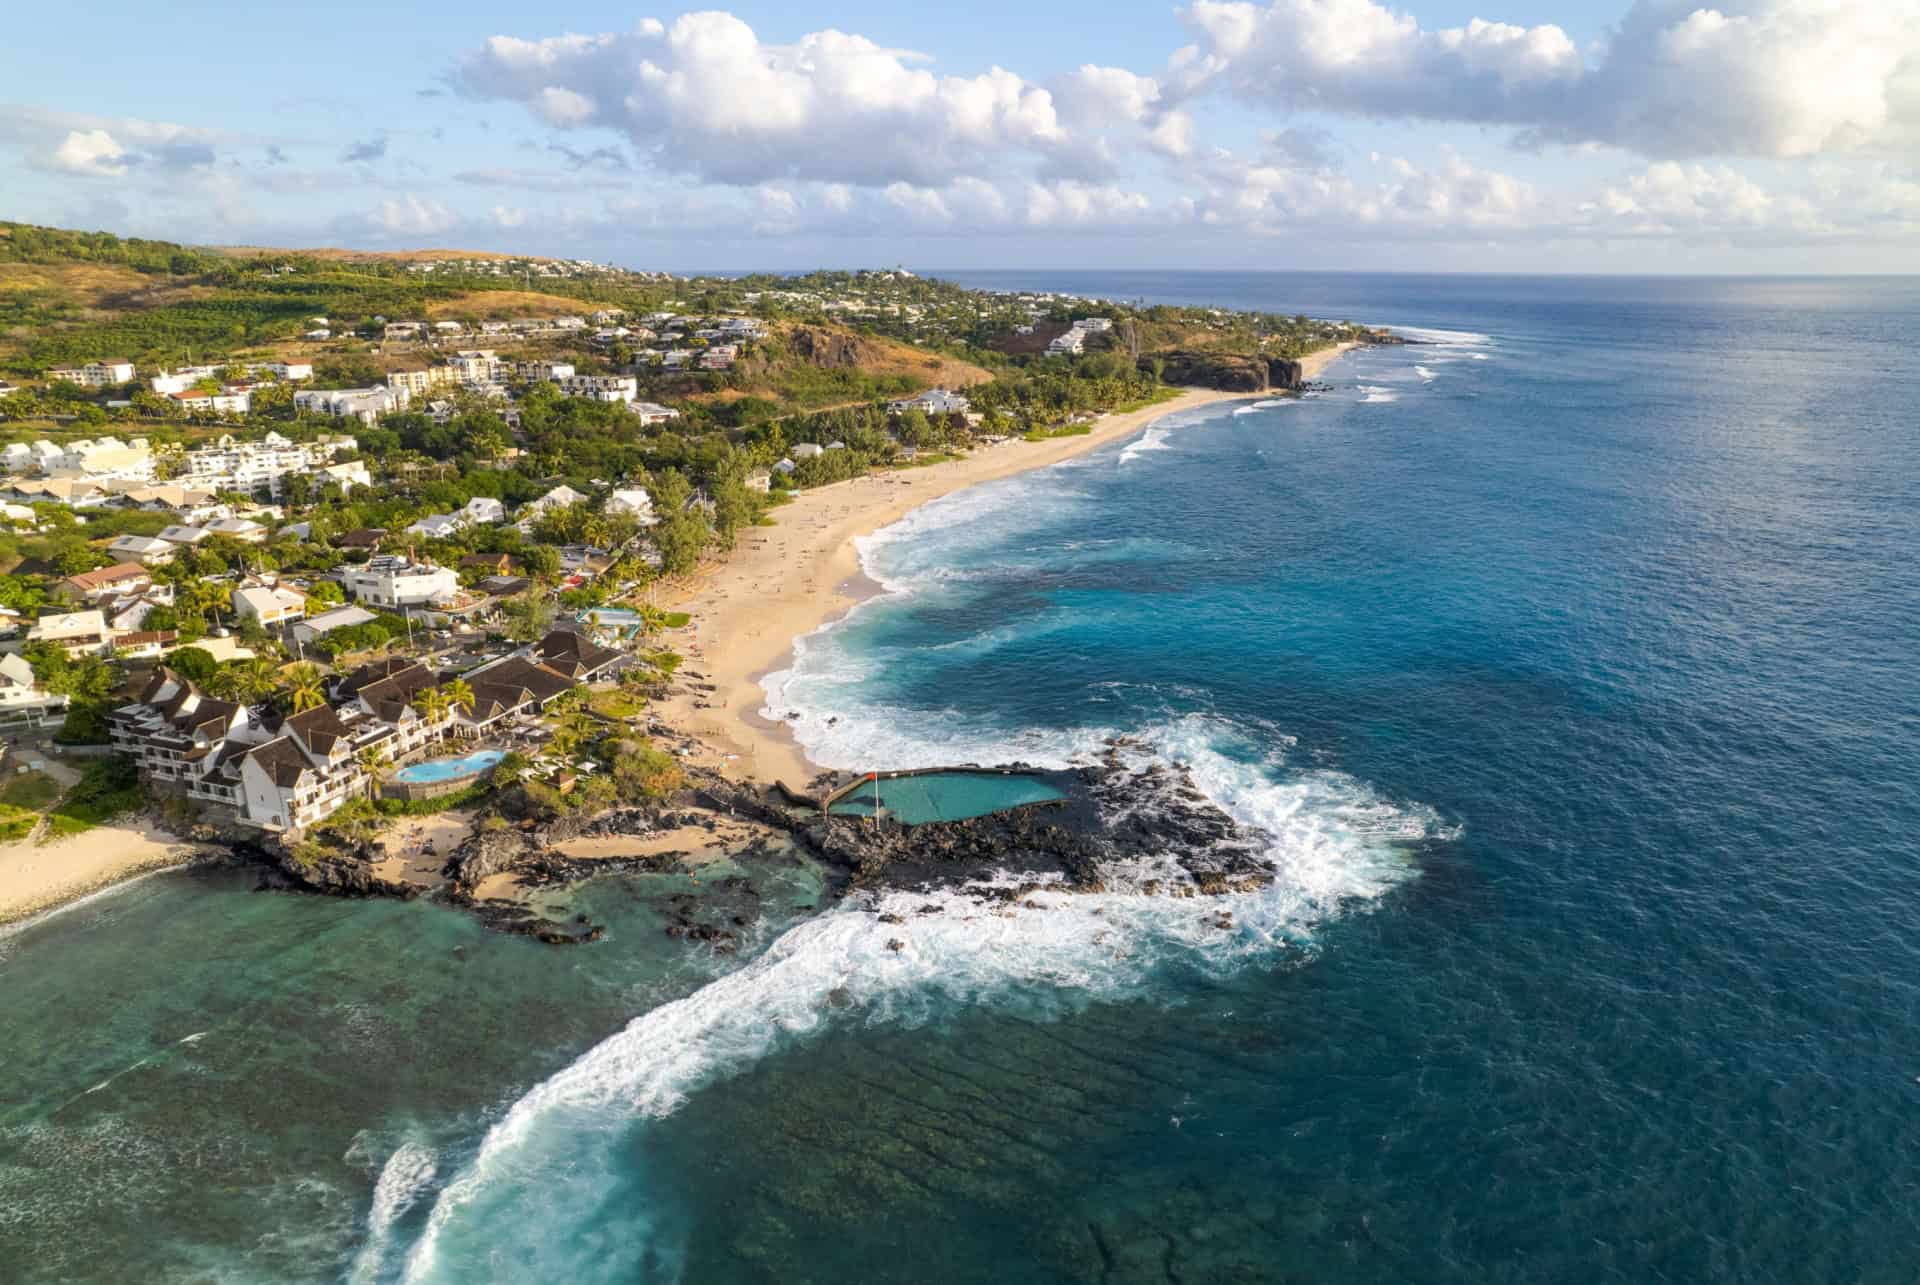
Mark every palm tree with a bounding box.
[441,677,475,718]
[355,744,389,801]
[415,686,451,730]
[283,662,325,713]
[637,603,671,637]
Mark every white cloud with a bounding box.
[49,129,130,177]
[0,104,234,176]
[366,194,457,238]
[455,12,1072,186]
[1171,0,1920,159]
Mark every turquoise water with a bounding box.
[827,771,1065,823]
[4,273,1919,1281]
[391,750,504,785]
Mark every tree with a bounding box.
[305,579,345,609]
[441,677,474,719]
[355,744,390,801]
[164,645,219,685]
[503,594,556,644]
[283,661,325,713]
[415,686,451,730]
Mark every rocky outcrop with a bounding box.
[787,326,874,369]
[250,838,418,901]
[1267,357,1304,390]
[797,753,1275,898]
[1153,351,1271,392]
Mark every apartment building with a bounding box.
[294,387,408,425]
[181,432,360,499]
[48,359,136,388]
[554,374,638,404]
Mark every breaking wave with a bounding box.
[397,712,1435,1281]
[1358,385,1399,404]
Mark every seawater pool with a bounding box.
[827,771,1065,824]
[391,749,505,785]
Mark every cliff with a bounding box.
[1150,352,1307,393]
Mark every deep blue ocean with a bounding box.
[4,273,1918,1282]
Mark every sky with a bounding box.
[2,0,1917,272]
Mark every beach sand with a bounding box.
[0,819,209,928]
[654,352,1355,794]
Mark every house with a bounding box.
[516,484,586,526]
[890,388,971,416]
[26,609,110,658]
[317,460,372,493]
[112,629,179,659]
[44,435,156,483]
[332,528,386,552]
[233,584,306,627]
[605,488,655,522]
[157,524,210,547]
[110,484,227,521]
[60,562,152,601]
[698,344,739,371]
[462,496,506,525]
[458,553,516,577]
[204,517,268,544]
[48,359,136,388]
[746,469,772,493]
[291,604,377,646]
[630,401,680,426]
[405,512,465,540]
[336,556,459,610]
[105,534,178,566]
[0,652,67,728]
[791,443,825,460]
[514,359,574,382]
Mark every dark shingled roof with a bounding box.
[533,628,620,679]
[240,736,311,789]
[276,704,354,757]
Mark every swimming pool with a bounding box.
[827,771,1066,824]
[390,749,505,785]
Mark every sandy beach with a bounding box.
[0,819,208,928]
[656,349,1355,792]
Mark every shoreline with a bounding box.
[655,342,1357,792]
[0,819,212,930]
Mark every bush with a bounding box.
[44,755,144,836]
[374,782,491,816]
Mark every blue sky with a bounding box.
[3,1,1916,272]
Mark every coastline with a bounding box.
[0,819,209,930]
[654,342,1357,791]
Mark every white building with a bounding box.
[150,365,224,396]
[233,584,307,627]
[630,401,680,426]
[791,443,825,460]
[108,534,177,565]
[516,484,587,527]
[336,556,459,610]
[889,388,971,416]
[0,652,67,727]
[45,436,155,483]
[48,359,136,388]
[295,387,407,425]
[606,488,655,523]
[555,374,638,404]
[171,388,252,416]
[181,432,360,499]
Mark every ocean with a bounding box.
[4,272,1918,1282]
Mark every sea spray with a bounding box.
[399,751,1426,1281]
